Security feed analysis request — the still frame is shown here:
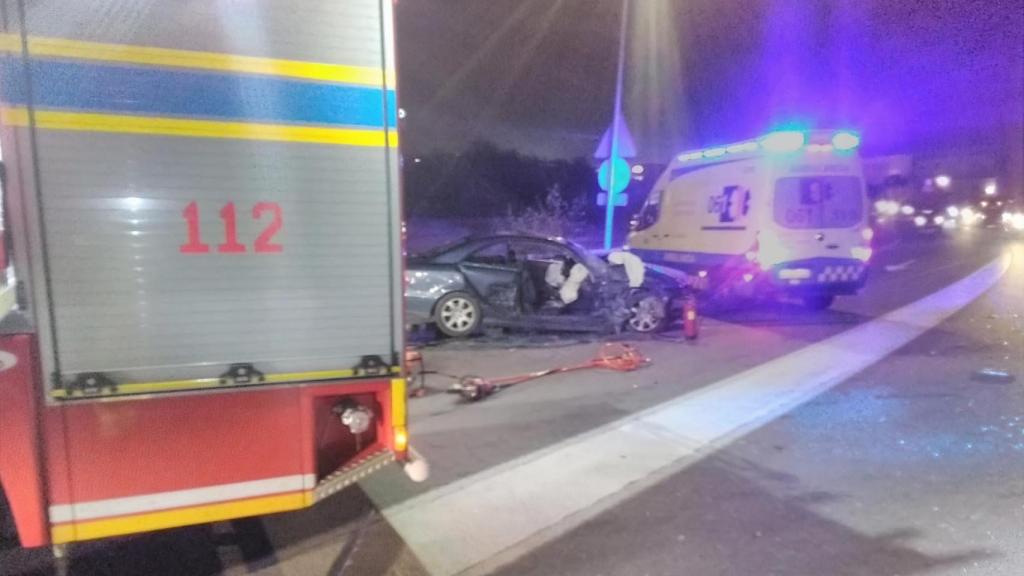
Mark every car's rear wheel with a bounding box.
[626,292,668,333]
[435,292,482,338]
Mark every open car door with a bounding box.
[456,240,521,316]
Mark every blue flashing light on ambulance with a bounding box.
[627,130,872,310]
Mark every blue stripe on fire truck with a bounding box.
[0,57,397,129]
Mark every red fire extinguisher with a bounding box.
[683,294,699,340]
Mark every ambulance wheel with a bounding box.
[626,292,668,333]
[435,292,482,338]
[802,294,835,310]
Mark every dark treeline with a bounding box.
[403,141,597,219]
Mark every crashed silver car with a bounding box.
[405,234,692,337]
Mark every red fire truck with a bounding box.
[0,0,413,549]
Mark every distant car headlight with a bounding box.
[901,205,915,216]
[1012,213,1024,231]
[933,215,945,225]
[914,215,927,227]
[946,206,959,218]
[874,200,899,216]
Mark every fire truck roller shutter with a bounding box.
[3,0,402,390]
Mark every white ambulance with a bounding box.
[626,130,873,309]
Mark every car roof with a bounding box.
[456,233,574,248]
[427,234,581,263]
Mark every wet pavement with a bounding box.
[2,229,1021,576]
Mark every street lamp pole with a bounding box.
[604,0,630,250]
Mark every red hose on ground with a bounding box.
[449,343,651,401]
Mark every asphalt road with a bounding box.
[495,233,1024,576]
[3,228,1021,576]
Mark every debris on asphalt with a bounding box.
[446,343,651,402]
[971,369,1016,384]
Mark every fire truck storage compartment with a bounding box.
[1,0,403,392]
[312,392,381,478]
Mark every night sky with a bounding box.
[396,0,1024,161]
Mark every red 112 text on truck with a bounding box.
[0,0,414,549]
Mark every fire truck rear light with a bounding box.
[394,426,408,453]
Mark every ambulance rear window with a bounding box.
[774,176,863,229]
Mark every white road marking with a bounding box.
[884,258,916,272]
[375,255,1010,576]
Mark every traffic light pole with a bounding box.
[604,0,630,250]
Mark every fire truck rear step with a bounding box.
[313,448,396,501]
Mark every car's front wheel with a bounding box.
[434,292,482,337]
[625,292,668,333]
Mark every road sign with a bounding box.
[594,115,637,159]
[598,156,630,195]
[597,192,628,207]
